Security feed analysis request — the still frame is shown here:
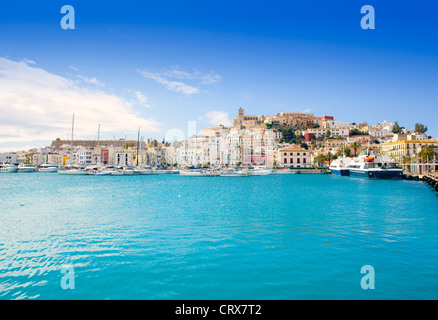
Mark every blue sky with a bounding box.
[0,0,437,150]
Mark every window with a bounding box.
[297,158,300,163]
[290,158,293,164]
[297,153,300,155]
[303,158,306,164]
[284,159,287,164]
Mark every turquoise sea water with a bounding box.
[0,173,437,300]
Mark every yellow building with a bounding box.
[380,139,438,162]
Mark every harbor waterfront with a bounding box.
[1,173,438,300]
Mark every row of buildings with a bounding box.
[1,108,437,168]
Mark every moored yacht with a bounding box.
[58,165,89,175]
[111,166,135,175]
[179,169,220,176]
[134,166,154,175]
[18,164,37,173]
[248,167,272,176]
[179,169,205,176]
[0,163,18,173]
[347,153,402,180]
[153,168,176,174]
[220,169,250,177]
[38,163,59,172]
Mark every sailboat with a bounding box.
[58,114,89,175]
[87,124,113,176]
[134,128,153,175]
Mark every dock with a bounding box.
[404,171,438,192]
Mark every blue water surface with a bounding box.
[0,173,437,299]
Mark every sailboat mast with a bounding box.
[71,113,75,164]
[137,127,140,166]
[140,136,143,167]
[97,123,101,165]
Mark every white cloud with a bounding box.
[22,58,36,65]
[134,91,151,108]
[198,111,231,126]
[137,66,221,97]
[161,66,221,85]
[138,69,200,96]
[0,57,160,146]
[76,74,105,87]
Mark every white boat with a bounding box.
[329,157,352,176]
[179,169,204,176]
[134,168,154,175]
[248,167,272,176]
[111,167,135,175]
[58,166,89,175]
[93,169,112,176]
[0,163,18,173]
[220,169,250,177]
[38,163,59,172]
[273,169,297,174]
[18,164,37,173]
[85,165,113,176]
[347,153,403,180]
[203,169,220,176]
[153,168,174,174]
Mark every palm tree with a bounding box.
[419,145,435,162]
[351,142,360,157]
[326,152,334,165]
[336,146,351,158]
[316,154,326,167]
[401,155,412,172]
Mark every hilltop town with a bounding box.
[1,108,437,171]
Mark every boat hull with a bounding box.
[38,168,59,172]
[0,167,18,173]
[349,169,403,180]
[58,170,89,175]
[330,169,350,176]
[18,168,36,173]
[220,173,249,177]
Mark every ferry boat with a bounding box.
[38,163,59,172]
[329,157,352,176]
[0,163,18,173]
[18,164,37,173]
[347,153,403,180]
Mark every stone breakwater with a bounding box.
[403,172,438,192]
